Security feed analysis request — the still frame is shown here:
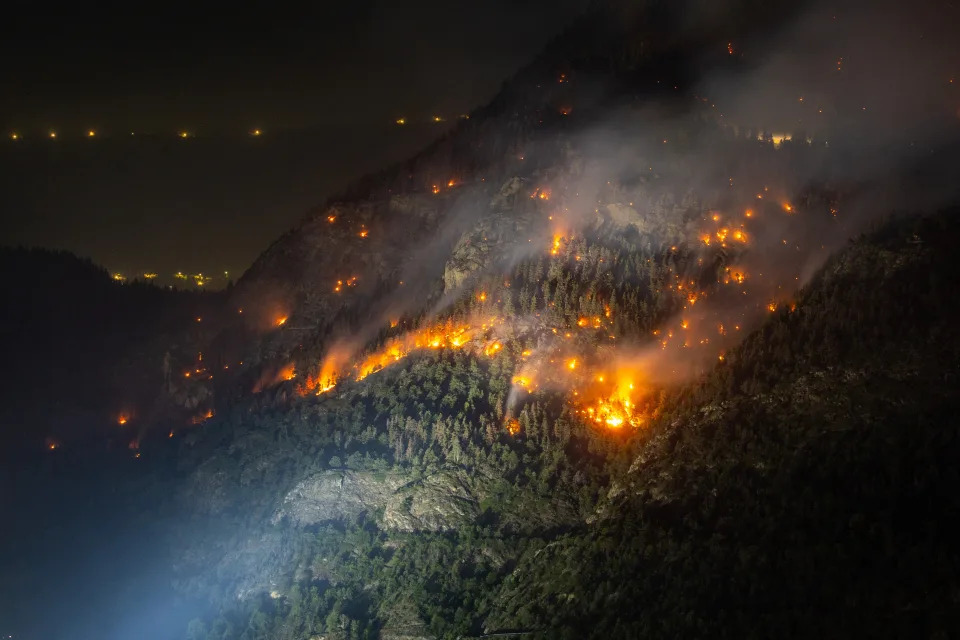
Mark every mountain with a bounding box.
[3,0,960,638]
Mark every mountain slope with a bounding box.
[5,1,958,639]
[487,212,960,638]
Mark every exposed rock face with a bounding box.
[272,470,406,526]
[382,468,483,532]
[273,466,582,534]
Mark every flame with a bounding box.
[117,414,129,426]
[307,318,500,394]
[275,316,288,327]
[511,375,534,390]
[577,371,648,430]
[190,409,215,424]
[550,233,568,256]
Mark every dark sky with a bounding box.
[0,0,591,285]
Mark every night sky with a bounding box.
[0,0,591,285]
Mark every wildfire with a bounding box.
[576,372,648,430]
[511,375,534,390]
[550,233,566,256]
[725,268,747,285]
[307,318,504,395]
[275,316,288,327]
[190,409,215,424]
[334,276,358,293]
[117,414,129,426]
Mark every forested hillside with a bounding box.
[3,0,959,638]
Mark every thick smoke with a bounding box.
[500,0,960,414]
[309,0,960,411]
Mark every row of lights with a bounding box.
[9,115,473,138]
[395,114,469,125]
[111,270,230,286]
[8,129,263,141]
